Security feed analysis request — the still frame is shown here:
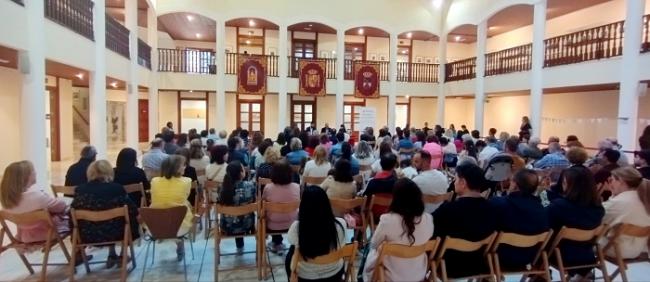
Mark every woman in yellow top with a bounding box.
[150,155,194,261]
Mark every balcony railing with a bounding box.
[485,43,532,76]
[544,20,624,67]
[445,57,476,82]
[266,55,279,77]
[137,39,151,69]
[643,14,650,53]
[158,48,216,74]
[105,14,129,58]
[288,57,337,79]
[343,60,389,81]
[397,62,439,83]
[44,0,94,40]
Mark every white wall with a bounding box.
[0,67,23,173]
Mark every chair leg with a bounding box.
[68,244,76,282]
[140,241,152,282]
[130,240,137,269]
[214,235,219,282]
[493,254,502,282]
[189,238,194,260]
[58,238,72,263]
[542,252,552,282]
[183,241,188,282]
[17,249,35,275]
[40,237,52,282]
[79,247,91,274]
[596,246,610,282]
[152,240,156,265]
[120,242,129,282]
[554,249,567,282]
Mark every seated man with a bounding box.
[142,138,169,180]
[363,153,399,222]
[477,139,499,169]
[329,132,346,161]
[533,142,570,169]
[518,137,544,160]
[65,145,97,186]
[412,151,449,213]
[490,169,549,270]
[433,163,497,279]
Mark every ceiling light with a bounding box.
[111,82,118,88]
[189,90,193,92]
[401,50,407,54]
[358,28,364,35]
[353,47,358,51]
[406,95,410,99]
[0,58,9,64]
[308,24,313,27]
[432,0,443,9]
[455,35,462,42]
[249,19,256,27]
[331,50,336,55]
[75,73,84,79]
[488,26,497,30]
[195,33,201,38]
[406,32,412,38]
[186,15,194,21]
[245,40,251,44]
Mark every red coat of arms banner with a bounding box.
[298,60,326,97]
[354,62,380,98]
[237,55,267,95]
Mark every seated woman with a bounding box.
[321,160,356,200]
[601,167,650,259]
[302,145,332,179]
[206,145,229,202]
[188,139,210,184]
[218,161,256,254]
[175,148,198,206]
[363,178,434,282]
[257,147,282,179]
[353,141,376,167]
[262,160,301,256]
[339,142,359,175]
[150,155,194,261]
[71,160,140,268]
[113,148,150,207]
[285,185,347,281]
[547,166,605,281]
[1,161,70,242]
[286,138,309,166]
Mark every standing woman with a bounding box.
[218,161,256,254]
[285,185,347,281]
[113,148,150,207]
[519,116,532,141]
[150,155,194,261]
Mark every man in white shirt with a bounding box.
[412,151,449,213]
[478,138,499,169]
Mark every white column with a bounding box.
[22,0,48,187]
[278,25,289,132]
[436,34,447,126]
[147,6,158,140]
[89,0,107,159]
[388,33,398,130]
[216,20,226,131]
[335,30,345,127]
[530,0,546,138]
[474,21,487,134]
[125,0,139,149]
[617,0,646,153]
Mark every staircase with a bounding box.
[72,105,90,144]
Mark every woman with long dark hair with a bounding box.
[218,161,256,253]
[363,178,434,281]
[339,142,359,175]
[285,185,346,281]
[113,147,150,207]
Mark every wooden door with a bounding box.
[291,100,316,131]
[237,98,264,133]
[47,86,60,162]
[138,99,149,142]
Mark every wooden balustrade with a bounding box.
[266,55,279,77]
[445,57,476,82]
[137,39,151,69]
[643,14,650,53]
[397,62,439,82]
[105,14,129,58]
[44,0,94,40]
[343,60,388,81]
[287,57,337,79]
[158,48,216,74]
[485,43,532,76]
[544,20,624,67]
[225,52,237,74]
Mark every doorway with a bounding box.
[46,86,61,162]
[291,99,316,131]
[138,99,149,142]
[237,96,264,133]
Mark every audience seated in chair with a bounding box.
[433,162,497,279]
[364,153,399,222]
[339,142,360,175]
[142,138,168,179]
[227,136,249,167]
[302,145,331,179]
[113,148,150,207]
[363,178,434,282]
[175,148,199,206]
[320,160,356,211]
[257,147,282,180]
[412,151,449,214]
[149,155,194,261]
[70,160,140,268]
[218,161,256,254]
[263,160,300,255]
[65,145,97,186]
[286,138,309,166]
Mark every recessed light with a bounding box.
[353,47,358,51]
[401,50,407,54]
[488,26,497,30]
[455,35,462,42]
[111,82,118,88]
[189,90,193,92]
[406,32,412,38]
[75,73,84,79]
[406,95,410,99]
[249,19,256,27]
[308,24,313,27]
[195,33,202,38]
[304,27,312,31]
[331,50,336,55]
[186,15,194,21]
[358,28,364,35]
[245,40,251,44]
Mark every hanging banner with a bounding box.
[298,60,326,97]
[237,55,267,95]
[354,62,380,98]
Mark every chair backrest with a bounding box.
[353,174,364,185]
[0,210,56,244]
[359,164,372,172]
[548,224,607,251]
[484,154,514,182]
[205,180,222,203]
[374,240,438,282]
[399,148,415,154]
[437,232,497,260]
[144,168,160,181]
[50,185,76,197]
[215,202,259,217]
[123,183,145,194]
[262,200,301,214]
[329,197,366,213]
[290,242,359,282]
[191,181,199,190]
[139,206,187,239]
[290,165,302,174]
[71,206,129,224]
[370,194,393,209]
[303,176,326,186]
[258,177,272,188]
[422,192,453,205]
[490,231,553,265]
[615,223,650,237]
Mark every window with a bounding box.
[293,39,316,59]
[291,100,316,130]
[237,97,264,133]
[345,43,365,61]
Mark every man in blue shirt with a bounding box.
[534,142,569,169]
[329,132,346,161]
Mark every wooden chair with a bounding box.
[50,185,76,197]
[303,176,326,187]
[602,223,650,282]
[422,192,453,206]
[490,231,553,282]
[212,202,261,281]
[0,209,72,282]
[257,177,272,199]
[353,175,365,191]
[330,197,368,245]
[139,206,194,282]
[371,240,439,282]
[368,195,393,233]
[435,233,497,282]
[144,168,160,181]
[259,200,301,279]
[203,180,222,239]
[69,206,136,282]
[123,183,147,207]
[547,224,609,282]
[290,242,359,282]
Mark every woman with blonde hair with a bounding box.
[1,161,69,243]
[188,139,210,180]
[150,155,194,261]
[302,145,332,179]
[601,166,650,258]
[257,146,282,179]
[71,160,140,268]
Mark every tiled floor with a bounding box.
[2,142,650,281]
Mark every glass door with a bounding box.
[238,100,264,133]
[291,100,316,130]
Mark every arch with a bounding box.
[486,3,534,36]
[288,22,337,34]
[397,30,439,41]
[285,15,342,32]
[344,26,390,38]
[157,12,217,42]
[445,0,537,34]
[447,24,477,43]
[342,21,394,36]
[224,17,279,30]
